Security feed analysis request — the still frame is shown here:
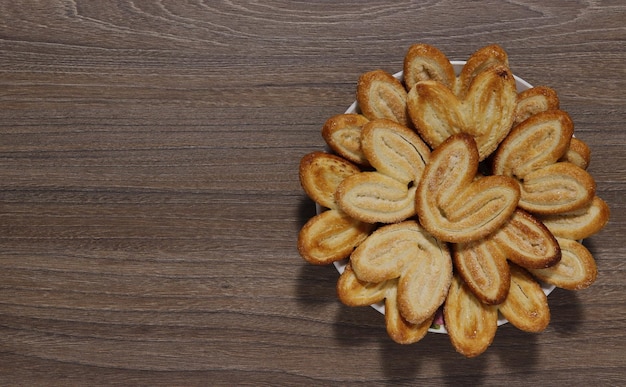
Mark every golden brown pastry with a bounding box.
[452,239,510,305]
[321,113,370,166]
[444,275,498,358]
[337,264,433,344]
[385,285,434,344]
[513,86,560,126]
[559,137,591,170]
[415,134,520,243]
[529,237,597,290]
[538,196,610,240]
[498,263,550,332]
[455,44,509,97]
[493,110,574,179]
[403,43,456,92]
[361,119,431,185]
[518,161,596,215]
[299,151,361,210]
[350,221,452,325]
[336,263,392,307]
[336,171,417,224]
[408,65,517,161]
[298,209,374,265]
[491,209,561,269]
[357,69,409,126]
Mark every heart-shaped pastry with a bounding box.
[350,221,452,325]
[298,152,374,265]
[518,161,596,215]
[559,137,591,170]
[415,134,520,243]
[361,119,431,185]
[336,119,431,224]
[493,110,574,179]
[408,65,517,161]
[357,69,409,126]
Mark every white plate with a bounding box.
[327,61,556,334]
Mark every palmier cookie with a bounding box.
[337,264,433,344]
[298,209,374,265]
[416,134,520,243]
[336,171,416,224]
[384,284,434,344]
[321,113,370,166]
[350,220,452,325]
[513,86,560,127]
[408,64,517,161]
[360,119,431,185]
[299,151,361,210]
[529,237,597,290]
[491,209,561,269]
[444,275,498,358]
[453,238,510,305]
[518,161,596,215]
[498,263,550,332]
[455,44,509,97]
[356,69,409,127]
[492,110,574,179]
[403,43,456,92]
[538,196,610,240]
[336,263,392,307]
[559,137,591,170]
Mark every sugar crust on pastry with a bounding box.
[416,134,520,243]
[357,69,409,126]
[321,113,370,166]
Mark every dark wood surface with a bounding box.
[0,1,624,385]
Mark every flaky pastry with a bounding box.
[444,275,498,358]
[350,221,452,325]
[416,134,520,243]
[491,209,561,269]
[519,161,596,215]
[498,263,550,332]
[361,119,431,185]
[513,86,560,127]
[321,113,370,166]
[453,238,510,305]
[493,110,574,179]
[408,65,517,161]
[337,264,433,344]
[403,43,456,92]
[299,151,361,210]
[357,69,409,126]
[455,44,509,98]
[298,209,374,265]
[529,237,597,290]
[538,196,610,240]
[560,137,591,170]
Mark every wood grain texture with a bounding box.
[0,0,624,385]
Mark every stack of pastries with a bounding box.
[298,44,609,357]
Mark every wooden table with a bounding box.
[0,1,624,385]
